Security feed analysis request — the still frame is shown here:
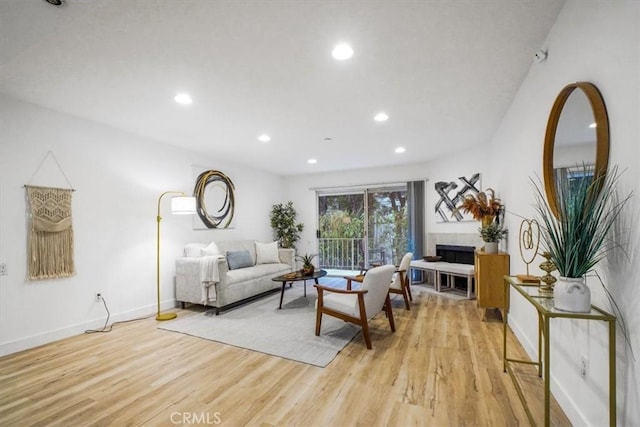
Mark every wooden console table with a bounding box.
[502,276,616,426]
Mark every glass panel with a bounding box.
[366,187,408,266]
[317,193,365,271]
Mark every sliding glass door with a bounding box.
[317,185,408,274]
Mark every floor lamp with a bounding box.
[156,191,196,321]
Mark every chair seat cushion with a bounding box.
[317,292,359,317]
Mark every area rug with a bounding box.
[158,285,360,367]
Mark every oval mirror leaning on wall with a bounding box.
[543,82,610,217]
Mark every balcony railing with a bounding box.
[318,237,407,270]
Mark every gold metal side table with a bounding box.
[502,276,616,426]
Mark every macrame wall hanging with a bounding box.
[25,151,75,280]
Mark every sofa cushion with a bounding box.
[184,243,207,258]
[202,242,222,256]
[255,241,280,264]
[226,263,291,285]
[226,250,253,270]
[217,241,257,264]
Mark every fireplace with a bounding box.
[436,244,475,265]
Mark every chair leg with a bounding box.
[385,294,396,332]
[402,287,410,310]
[357,295,372,349]
[315,310,323,336]
[360,319,372,349]
[405,278,413,301]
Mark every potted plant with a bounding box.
[532,165,631,312]
[270,201,304,249]
[296,253,317,275]
[456,189,503,226]
[479,222,508,254]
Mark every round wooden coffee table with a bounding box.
[271,269,327,309]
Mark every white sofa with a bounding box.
[175,240,295,314]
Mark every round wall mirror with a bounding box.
[543,82,610,217]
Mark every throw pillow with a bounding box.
[255,241,280,264]
[226,250,253,270]
[201,242,221,256]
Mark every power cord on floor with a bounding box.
[84,295,152,334]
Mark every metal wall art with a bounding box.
[434,172,480,222]
[193,170,235,229]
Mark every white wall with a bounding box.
[488,2,639,425]
[0,95,284,356]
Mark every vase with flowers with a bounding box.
[456,189,506,251]
[532,165,631,312]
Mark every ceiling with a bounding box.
[0,0,565,176]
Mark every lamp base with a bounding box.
[156,312,177,321]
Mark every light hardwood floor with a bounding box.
[0,284,570,426]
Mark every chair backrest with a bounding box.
[360,265,396,320]
[392,252,414,288]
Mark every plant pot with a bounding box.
[553,276,591,313]
[481,216,495,227]
[302,266,315,276]
[484,242,498,254]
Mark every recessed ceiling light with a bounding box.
[332,43,354,60]
[374,112,389,122]
[174,93,192,105]
[258,134,271,142]
[44,0,63,5]
[394,147,406,154]
[308,158,318,164]
[589,122,597,128]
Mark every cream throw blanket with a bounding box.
[26,186,75,279]
[200,255,224,303]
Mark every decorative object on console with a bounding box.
[479,222,508,254]
[434,172,481,223]
[532,164,631,312]
[193,169,235,229]
[270,201,304,249]
[516,219,541,283]
[538,252,557,294]
[156,191,196,321]
[455,187,503,226]
[453,187,507,254]
[296,253,317,275]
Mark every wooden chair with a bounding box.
[314,265,396,349]
[389,252,413,310]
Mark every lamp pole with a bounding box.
[156,191,186,321]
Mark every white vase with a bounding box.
[553,276,591,313]
[484,242,498,254]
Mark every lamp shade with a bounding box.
[171,196,196,215]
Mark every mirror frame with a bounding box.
[543,81,610,217]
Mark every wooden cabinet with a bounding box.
[474,250,509,309]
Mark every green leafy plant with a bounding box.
[531,165,631,278]
[270,201,304,249]
[479,223,508,243]
[295,253,317,268]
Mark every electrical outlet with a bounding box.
[0,263,7,276]
[580,355,589,379]
[95,293,102,303]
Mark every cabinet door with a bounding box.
[476,252,509,308]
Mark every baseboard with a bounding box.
[507,316,589,426]
[0,300,174,357]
